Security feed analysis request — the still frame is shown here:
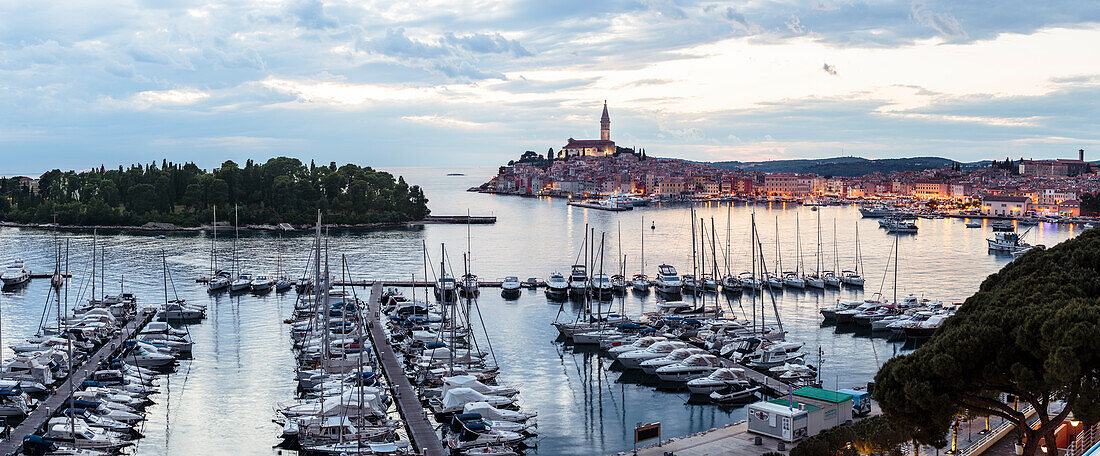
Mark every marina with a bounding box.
[0,168,1090,455]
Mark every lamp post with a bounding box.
[945,416,960,455]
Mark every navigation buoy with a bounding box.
[651,222,655,230]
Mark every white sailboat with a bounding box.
[841,222,865,287]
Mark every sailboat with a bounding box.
[765,217,783,290]
[782,215,806,289]
[207,206,230,292]
[631,216,650,291]
[841,222,866,287]
[805,210,825,289]
[229,205,252,292]
[822,219,842,288]
[275,233,293,292]
[720,205,741,292]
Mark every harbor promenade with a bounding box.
[0,307,156,455]
[365,283,447,456]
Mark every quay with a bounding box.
[25,272,73,280]
[364,283,447,456]
[0,307,156,455]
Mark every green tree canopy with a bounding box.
[0,157,430,227]
[874,228,1100,455]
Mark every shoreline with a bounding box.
[0,215,496,234]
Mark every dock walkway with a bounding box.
[365,283,447,456]
[734,362,795,396]
[0,307,155,455]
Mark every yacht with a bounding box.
[0,260,30,286]
[686,367,751,395]
[568,265,588,297]
[987,232,1036,253]
[500,276,521,298]
[990,220,1014,232]
[459,273,480,298]
[782,272,805,289]
[805,273,825,289]
[884,218,918,233]
[207,270,231,292]
[835,300,886,325]
[744,344,805,369]
[681,274,697,293]
[250,275,274,292]
[822,270,841,288]
[639,347,708,375]
[631,274,650,292]
[607,336,666,359]
[902,313,953,339]
[653,264,682,295]
[708,383,762,404]
[435,274,457,302]
[841,270,864,287]
[764,272,783,290]
[589,274,613,299]
[44,421,133,450]
[965,220,982,228]
[610,274,627,294]
[230,273,252,292]
[820,300,861,321]
[0,386,32,417]
[655,354,726,382]
[616,341,690,369]
[738,272,760,290]
[859,205,892,217]
[544,273,568,299]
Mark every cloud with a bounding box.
[910,0,968,41]
[401,115,491,129]
[442,32,532,57]
[822,62,837,76]
[132,89,209,108]
[289,0,338,30]
[724,7,752,32]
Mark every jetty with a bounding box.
[364,283,447,456]
[0,307,156,455]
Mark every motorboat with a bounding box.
[822,270,841,288]
[859,204,892,217]
[744,344,805,369]
[463,402,536,423]
[631,274,650,292]
[987,232,1035,253]
[445,419,525,450]
[884,218,918,233]
[230,273,252,292]
[639,347,707,375]
[295,276,313,293]
[616,341,690,369]
[305,440,410,455]
[990,220,1014,232]
[835,301,886,325]
[820,300,862,321]
[720,275,741,292]
[275,277,293,292]
[544,273,568,299]
[901,313,952,339]
[681,274,697,293]
[44,421,133,450]
[709,383,761,404]
[965,220,982,228]
[770,363,818,384]
[500,276,521,298]
[120,343,176,368]
[607,336,666,358]
[0,260,29,286]
[459,273,480,298]
[840,270,864,287]
[654,300,692,314]
[686,367,750,395]
[782,272,805,289]
[207,270,231,292]
[655,354,727,382]
[568,265,588,297]
[430,388,515,415]
[449,412,533,435]
[0,386,32,417]
[427,375,520,399]
[653,264,682,295]
[156,300,205,322]
[853,305,897,327]
[250,275,274,292]
[589,274,612,299]
[610,274,627,294]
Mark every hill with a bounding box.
[708,156,960,177]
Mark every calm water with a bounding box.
[0,167,1086,455]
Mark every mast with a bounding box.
[690,204,697,301]
[775,216,782,276]
[816,210,822,275]
[234,204,239,278]
[212,205,218,274]
[751,213,757,334]
[833,219,840,274]
[65,239,74,446]
[893,235,899,304]
[91,230,96,303]
[639,215,644,276]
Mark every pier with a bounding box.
[0,307,156,455]
[364,283,447,456]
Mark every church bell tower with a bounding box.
[600,100,610,141]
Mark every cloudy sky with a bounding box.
[3,0,1099,172]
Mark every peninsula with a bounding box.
[0,157,431,228]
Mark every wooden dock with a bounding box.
[734,362,795,396]
[0,307,156,455]
[364,283,447,456]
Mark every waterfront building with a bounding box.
[764,173,800,196]
[561,101,616,157]
[981,195,1031,216]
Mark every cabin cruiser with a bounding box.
[230,273,252,292]
[459,273,480,298]
[744,344,805,369]
[207,270,231,291]
[853,305,897,326]
[901,313,953,339]
[720,274,741,292]
[120,342,176,367]
[686,367,751,395]
[681,274,697,293]
[500,276,521,298]
[156,300,205,322]
[616,341,690,369]
[782,272,806,289]
[607,336,666,359]
[631,274,650,291]
[835,300,887,325]
[430,387,515,415]
[589,274,613,299]
[435,274,457,302]
[884,218,918,233]
[859,204,892,217]
[445,418,525,450]
[709,383,762,404]
[840,270,864,287]
[770,363,818,384]
[425,375,520,399]
[250,275,274,292]
[544,273,568,299]
[966,220,982,228]
[44,420,133,450]
[1,259,30,286]
[822,270,841,288]
[568,265,588,297]
[639,347,707,375]
[463,401,536,423]
[654,264,682,295]
[0,386,32,417]
[988,232,1036,253]
[820,300,861,321]
[655,354,727,382]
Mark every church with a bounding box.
[560,101,615,157]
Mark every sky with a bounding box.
[2,0,1100,173]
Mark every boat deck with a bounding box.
[365,283,447,456]
[0,307,156,455]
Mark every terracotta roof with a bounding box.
[982,195,1030,202]
[563,139,614,148]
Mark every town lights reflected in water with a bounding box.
[0,167,1085,455]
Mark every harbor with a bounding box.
[0,168,1091,455]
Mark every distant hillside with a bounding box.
[708,156,960,177]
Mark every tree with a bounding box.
[789,415,909,456]
[874,228,1100,455]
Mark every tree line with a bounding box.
[0,157,430,226]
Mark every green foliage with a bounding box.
[1081,193,1100,215]
[789,415,909,456]
[874,228,1100,455]
[0,157,430,226]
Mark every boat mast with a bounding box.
[234,204,239,279]
[750,213,757,334]
[775,216,783,276]
[212,205,218,275]
[65,239,74,446]
[893,235,899,304]
[816,210,822,275]
[91,229,96,303]
[639,215,645,276]
[690,204,697,302]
